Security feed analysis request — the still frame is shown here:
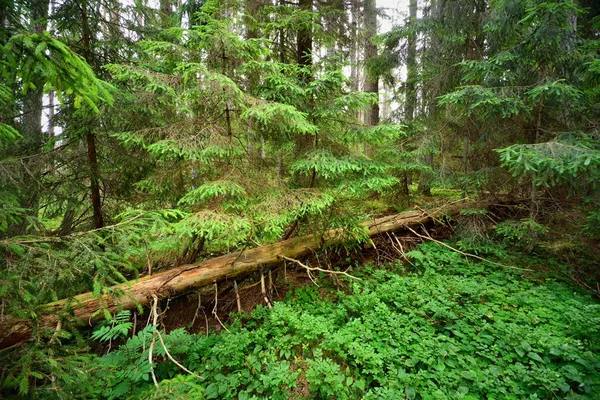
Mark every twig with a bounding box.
[234,281,242,313]
[260,269,273,308]
[212,283,230,332]
[268,270,273,297]
[238,280,261,291]
[414,205,447,227]
[145,243,152,276]
[279,256,361,280]
[149,295,159,388]
[0,214,146,246]
[156,329,200,378]
[386,232,421,269]
[386,232,403,256]
[405,226,531,271]
[202,305,209,335]
[149,296,201,379]
[132,312,137,337]
[49,320,62,345]
[190,290,202,328]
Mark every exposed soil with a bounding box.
[152,221,453,335]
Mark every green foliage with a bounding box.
[177,181,247,207]
[1,31,113,112]
[438,85,527,118]
[459,208,488,216]
[3,0,600,398]
[22,243,600,399]
[584,206,600,239]
[91,311,134,343]
[497,135,600,188]
[495,218,550,247]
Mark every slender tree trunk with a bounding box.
[418,154,433,196]
[461,134,469,200]
[295,0,315,186]
[297,0,313,70]
[363,0,379,127]
[417,0,437,196]
[86,133,104,229]
[404,0,417,123]
[460,0,484,200]
[160,0,172,28]
[47,91,55,138]
[530,106,543,221]
[245,0,266,163]
[278,0,286,63]
[349,0,360,93]
[404,0,425,197]
[18,0,49,233]
[81,3,104,229]
[526,105,543,251]
[0,1,7,45]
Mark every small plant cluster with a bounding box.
[19,242,600,399]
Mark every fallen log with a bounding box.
[0,199,493,349]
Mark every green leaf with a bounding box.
[528,352,544,363]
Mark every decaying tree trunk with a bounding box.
[0,199,496,349]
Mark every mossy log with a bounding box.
[0,199,494,350]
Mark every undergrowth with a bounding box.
[7,242,600,399]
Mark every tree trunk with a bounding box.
[80,3,104,229]
[18,0,49,233]
[461,134,469,199]
[528,105,543,250]
[0,199,497,350]
[417,0,435,196]
[418,153,433,196]
[295,0,315,180]
[297,0,313,70]
[349,0,360,93]
[160,0,172,28]
[0,0,8,45]
[363,0,379,126]
[404,0,417,122]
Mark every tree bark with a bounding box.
[349,0,360,93]
[159,0,172,28]
[461,134,469,199]
[295,0,315,179]
[297,0,313,71]
[0,199,498,349]
[400,0,418,199]
[404,0,417,122]
[17,0,49,233]
[81,3,104,229]
[417,0,437,196]
[363,0,379,126]
[0,0,8,45]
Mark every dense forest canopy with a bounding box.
[1,0,599,398]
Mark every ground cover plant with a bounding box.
[24,242,599,400]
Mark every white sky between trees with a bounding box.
[42,1,410,134]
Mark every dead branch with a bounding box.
[405,226,532,272]
[279,255,361,280]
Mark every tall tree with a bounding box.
[363,0,379,126]
[404,0,417,122]
[349,0,360,93]
[79,1,104,228]
[297,0,313,69]
[18,0,49,232]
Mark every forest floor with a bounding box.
[84,239,600,400]
[74,194,600,400]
